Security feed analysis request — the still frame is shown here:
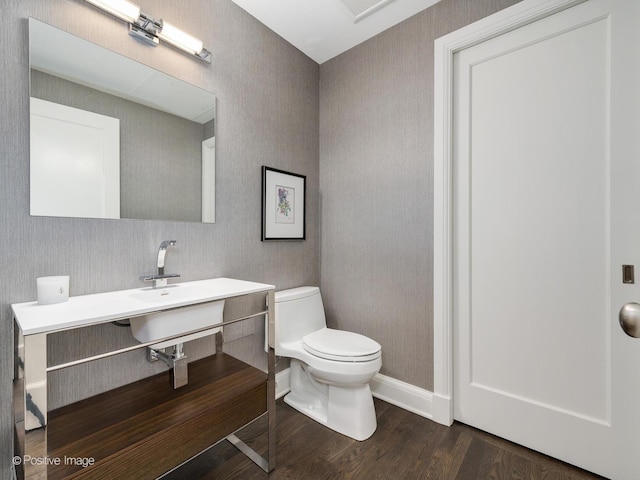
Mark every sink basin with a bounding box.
[129,285,225,344]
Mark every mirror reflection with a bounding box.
[29,18,216,223]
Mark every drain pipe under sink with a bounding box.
[149,343,188,388]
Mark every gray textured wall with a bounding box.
[319,0,519,390]
[0,0,318,476]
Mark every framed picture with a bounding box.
[262,166,306,240]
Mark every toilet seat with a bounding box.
[302,328,381,362]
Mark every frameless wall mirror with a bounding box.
[29,18,216,223]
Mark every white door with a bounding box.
[201,136,216,223]
[30,97,120,219]
[452,0,640,478]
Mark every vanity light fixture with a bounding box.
[83,0,212,63]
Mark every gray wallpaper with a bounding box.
[0,0,318,476]
[319,0,520,390]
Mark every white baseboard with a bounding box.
[370,373,433,420]
[431,392,454,426]
[275,368,435,421]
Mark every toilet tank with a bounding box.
[274,286,327,351]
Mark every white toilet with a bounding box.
[273,286,382,441]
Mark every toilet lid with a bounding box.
[302,328,381,362]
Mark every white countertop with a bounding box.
[12,278,275,336]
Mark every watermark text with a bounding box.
[13,455,95,468]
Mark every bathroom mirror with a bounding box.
[29,18,216,223]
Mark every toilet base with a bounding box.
[284,359,377,441]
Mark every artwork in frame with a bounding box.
[262,166,306,240]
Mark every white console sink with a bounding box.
[12,277,275,337]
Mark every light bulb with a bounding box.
[159,21,204,55]
[85,0,141,24]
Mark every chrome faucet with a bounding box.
[141,240,181,288]
[157,240,175,276]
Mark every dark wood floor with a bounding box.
[165,398,607,480]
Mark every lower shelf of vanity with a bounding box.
[15,353,268,480]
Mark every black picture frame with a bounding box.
[262,166,306,241]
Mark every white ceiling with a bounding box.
[231,0,442,64]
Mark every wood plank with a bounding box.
[18,354,268,480]
[47,353,260,448]
[60,383,266,479]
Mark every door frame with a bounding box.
[431,0,586,426]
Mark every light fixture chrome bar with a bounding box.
[128,11,161,45]
[135,11,162,33]
[83,0,211,63]
[129,23,159,46]
[198,49,212,63]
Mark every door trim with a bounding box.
[431,0,586,426]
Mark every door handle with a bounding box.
[619,303,640,337]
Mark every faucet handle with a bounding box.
[140,273,181,282]
[141,273,181,288]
